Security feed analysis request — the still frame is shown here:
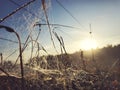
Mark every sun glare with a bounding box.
[80,39,97,50]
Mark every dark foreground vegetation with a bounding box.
[0,44,120,90]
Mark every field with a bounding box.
[0,49,120,90]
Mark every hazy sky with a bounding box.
[0,0,120,61]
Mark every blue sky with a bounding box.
[0,0,120,61]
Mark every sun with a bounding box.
[80,39,97,50]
